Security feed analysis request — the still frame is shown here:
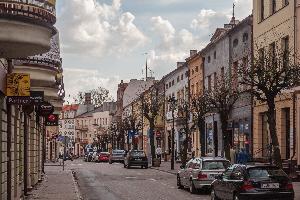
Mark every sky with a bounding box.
[56,0,252,102]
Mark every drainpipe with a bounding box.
[250,19,254,159]
[23,110,28,196]
[6,59,13,200]
[291,91,297,173]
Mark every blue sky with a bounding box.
[56,0,252,101]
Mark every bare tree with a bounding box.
[74,86,113,107]
[191,92,211,157]
[206,72,240,159]
[239,49,300,167]
[142,83,164,164]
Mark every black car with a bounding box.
[124,150,148,169]
[211,164,295,200]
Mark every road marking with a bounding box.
[149,178,156,181]
[125,177,137,179]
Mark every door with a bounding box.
[224,166,245,200]
[182,161,193,186]
[215,165,234,199]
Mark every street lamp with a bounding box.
[168,96,177,170]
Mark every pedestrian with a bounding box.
[237,148,248,164]
[230,145,236,164]
[58,152,63,166]
[156,145,162,164]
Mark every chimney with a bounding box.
[177,62,185,68]
[84,93,92,105]
[190,50,197,57]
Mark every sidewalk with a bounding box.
[26,164,79,200]
[150,161,181,175]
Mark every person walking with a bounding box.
[156,146,162,164]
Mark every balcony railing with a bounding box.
[76,125,89,131]
[0,1,56,25]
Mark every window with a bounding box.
[181,74,183,80]
[283,0,289,6]
[172,80,174,86]
[169,82,171,88]
[260,0,265,21]
[191,85,194,96]
[271,0,276,14]
[223,165,234,179]
[282,36,289,66]
[221,67,225,80]
[208,56,211,63]
[233,39,239,47]
[243,33,249,42]
[166,84,168,90]
[208,75,212,90]
[192,69,194,75]
[258,48,265,62]
[177,76,180,82]
[214,51,217,59]
[213,72,217,89]
[269,42,276,63]
[195,66,199,72]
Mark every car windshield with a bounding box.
[202,161,230,170]
[113,150,125,154]
[100,152,110,155]
[130,151,145,157]
[248,167,287,179]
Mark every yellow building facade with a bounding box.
[253,0,300,165]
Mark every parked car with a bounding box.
[177,157,230,194]
[84,152,93,162]
[123,150,148,169]
[98,152,110,162]
[211,164,295,200]
[109,149,125,164]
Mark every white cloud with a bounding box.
[63,68,120,103]
[147,16,205,73]
[234,0,252,19]
[57,0,147,57]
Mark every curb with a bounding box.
[71,170,84,200]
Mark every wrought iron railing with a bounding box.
[0,1,56,25]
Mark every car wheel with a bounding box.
[211,188,220,200]
[189,180,197,194]
[141,166,144,169]
[123,164,126,168]
[177,175,183,189]
[233,194,239,200]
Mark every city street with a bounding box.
[70,160,210,200]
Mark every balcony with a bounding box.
[13,33,62,101]
[0,1,57,58]
[76,125,89,131]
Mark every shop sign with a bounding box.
[7,91,44,105]
[30,91,44,104]
[37,102,54,116]
[45,114,58,126]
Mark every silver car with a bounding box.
[177,157,231,194]
[109,150,125,164]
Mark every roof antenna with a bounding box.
[231,3,236,24]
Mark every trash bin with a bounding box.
[153,158,160,167]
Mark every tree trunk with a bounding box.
[266,100,282,168]
[220,112,230,160]
[181,138,188,166]
[149,120,156,165]
[198,118,206,157]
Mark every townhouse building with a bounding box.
[164,62,189,160]
[252,0,300,166]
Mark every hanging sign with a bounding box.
[36,102,54,116]
[45,114,58,126]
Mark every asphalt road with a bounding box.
[69,159,210,200]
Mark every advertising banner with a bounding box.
[7,73,30,96]
[45,114,58,126]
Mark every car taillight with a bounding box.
[285,183,293,190]
[241,180,254,191]
[198,172,208,180]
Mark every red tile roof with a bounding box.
[63,104,79,111]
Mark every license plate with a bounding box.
[261,183,279,189]
[135,159,142,161]
[209,174,216,179]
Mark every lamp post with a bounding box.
[168,96,177,170]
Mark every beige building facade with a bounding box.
[253,0,300,164]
